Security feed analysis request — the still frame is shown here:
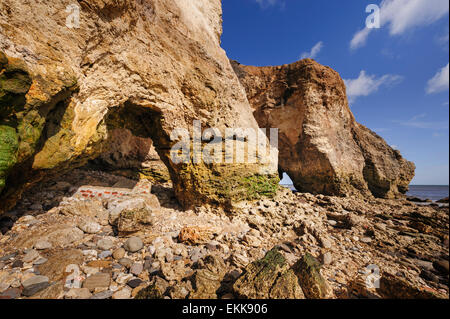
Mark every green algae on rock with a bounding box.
[0,125,19,193]
[233,248,305,299]
[292,253,332,299]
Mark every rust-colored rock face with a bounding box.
[231,59,415,198]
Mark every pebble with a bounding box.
[130,263,143,276]
[98,251,112,259]
[360,237,372,244]
[33,257,48,266]
[320,237,332,249]
[23,250,40,263]
[112,287,131,299]
[34,239,52,250]
[127,278,143,289]
[119,258,133,269]
[22,275,50,296]
[0,253,17,262]
[97,238,114,251]
[124,237,143,253]
[11,260,24,269]
[115,273,134,285]
[328,220,337,226]
[78,220,101,234]
[322,252,332,265]
[112,248,126,260]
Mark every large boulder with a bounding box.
[233,248,305,299]
[0,0,278,213]
[231,59,415,198]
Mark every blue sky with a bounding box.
[222,0,449,185]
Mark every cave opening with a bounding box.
[85,101,173,186]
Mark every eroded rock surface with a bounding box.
[0,0,278,213]
[231,59,415,199]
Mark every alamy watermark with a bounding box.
[66,4,80,29]
[366,4,381,29]
[170,121,278,165]
[365,264,381,289]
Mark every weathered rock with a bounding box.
[0,0,278,214]
[116,199,157,235]
[112,287,132,299]
[119,258,133,269]
[231,59,415,198]
[22,275,50,297]
[112,248,126,260]
[190,255,227,299]
[34,239,52,250]
[178,226,213,245]
[233,248,305,299]
[292,253,332,299]
[97,238,114,251]
[78,220,101,234]
[130,263,144,276]
[94,128,170,183]
[127,278,143,289]
[161,260,188,282]
[82,273,111,292]
[433,260,449,275]
[22,250,40,263]
[124,237,143,253]
[46,227,84,248]
[378,272,442,299]
[65,288,93,299]
[0,287,21,299]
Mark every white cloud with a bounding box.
[300,41,324,60]
[344,70,403,103]
[426,63,449,94]
[394,113,449,130]
[255,0,283,9]
[350,0,449,50]
[350,28,372,50]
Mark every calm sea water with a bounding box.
[407,185,449,201]
[280,184,449,202]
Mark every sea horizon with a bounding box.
[280,184,449,201]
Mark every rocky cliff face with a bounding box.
[231,59,415,199]
[0,0,278,213]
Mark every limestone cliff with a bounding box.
[0,0,278,213]
[231,59,415,198]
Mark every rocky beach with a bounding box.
[0,0,449,300]
[0,168,448,299]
